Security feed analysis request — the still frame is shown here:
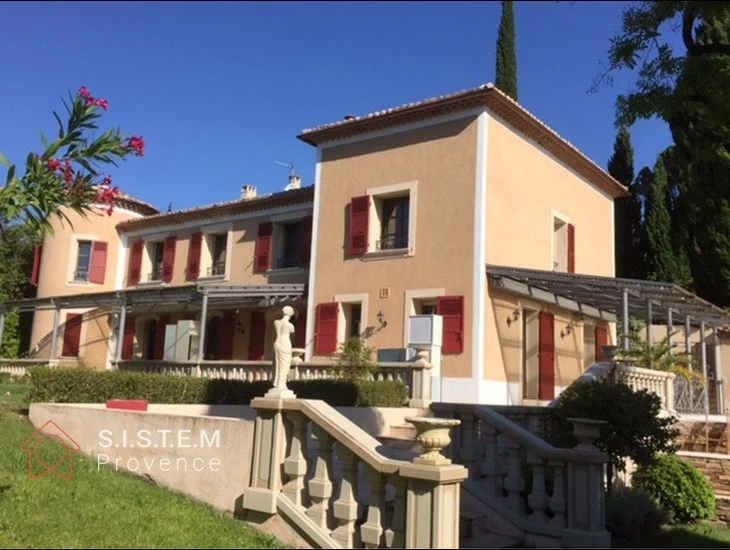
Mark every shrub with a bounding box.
[551,378,679,491]
[605,485,668,541]
[26,367,408,408]
[334,337,378,381]
[632,455,715,524]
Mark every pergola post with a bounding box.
[196,291,209,376]
[666,308,674,356]
[49,304,60,361]
[700,321,709,416]
[115,302,127,363]
[646,300,654,367]
[622,288,630,352]
[713,327,724,415]
[685,315,693,404]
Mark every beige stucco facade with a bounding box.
[30,206,145,366]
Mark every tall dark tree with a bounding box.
[608,127,639,279]
[644,156,677,283]
[495,0,518,101]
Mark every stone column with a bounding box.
[402,417,468,548]
[409,345,433,409]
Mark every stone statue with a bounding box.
[271,306,295,392]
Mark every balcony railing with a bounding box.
[73,269,89,282]
[148,266,162,281]
[207,261,226,276]
[376,232,408,251]
[275,256,299,269]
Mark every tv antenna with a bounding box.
[274,160,296,177]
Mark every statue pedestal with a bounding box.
[264,387,297,400]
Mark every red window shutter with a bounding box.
[315,302,339,355]
[61,313,83,357]
[298,216,313,267]
[31,244,42,286]
[88,241,108,284]
[254,222,273,273]
[129,240,144,285]
[294,308,307,349]
[248,311,266,360]
[437,296,465,355]
[349,195,370,256]
[186,233,202,281]
[153,315,170,360]
[595,326,609,362]
[219,312,236,360]
[567,223,575,274]
[122,316,136,360]
[161,237,177,282]
[538,311,555,400]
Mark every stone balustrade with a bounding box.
[0,358,47,378]
[611,364,676,414]
[115,356,432,408]
[432,403,610,548]
[242,397,467,548]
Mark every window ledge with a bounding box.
[136,280,164,288]
[362,248,413,260]
[267,266,306,276]
[66,281,91,287]
[198,274,227,283]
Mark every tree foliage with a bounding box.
[0,86,144,235]
[495,0,518,101]
[334,337,378,381]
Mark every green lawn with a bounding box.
[0,381,282,548]
[614,523,730,548]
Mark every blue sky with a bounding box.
[0,1,674,212]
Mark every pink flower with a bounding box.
[85,95,95,106]
[106,205,114,216]
[95,98,108,110]
[79,86,91,98]
[127,136,145,157]
[62,163,74,184]
[47,159,61,172]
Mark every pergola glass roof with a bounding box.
[487,265,730,327]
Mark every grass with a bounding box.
[614,523,730,547]
[0,381,282,548]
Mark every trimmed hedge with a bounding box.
[632,455,715,524]
[26,367,409,407]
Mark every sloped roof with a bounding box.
[298,83,628,199]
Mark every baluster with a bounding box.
[526,452,548,526]
[548,460,566,529]
[282,412,310,507]
[503,438,525,514]
[384,475,406,548]
[331,445,361,548]
[460,411,478,477]
[360,466,387,548]
[480,423,503,498]
[307,424,334,531]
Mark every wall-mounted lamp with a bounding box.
[376,310,388,329]
[561,322,574,338]
[235,321,245,334]
[507,309,521,327]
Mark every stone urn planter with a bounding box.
[568,417,606,452]
[601,345,620,363]
[291,348,305,368]
[405,417,461,466]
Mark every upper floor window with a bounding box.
[149,241,165,281]
[75,241,93,282]
[348,182,416,257]
[254,216,312,273]
[552,217,575,273]
[277,222,302,269]
[72,239,108,284]
[208,233,228,276]
[378,196,410,251]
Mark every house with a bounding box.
[6,83,729,410]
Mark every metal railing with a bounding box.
[207,261,226,276]
[74,269,89,282]
[148,266,162,281]
[376,233,408,251]
[275,256,299,269]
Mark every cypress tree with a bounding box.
[607,126,639,279]
[495,0,518,101]
[644,156,676,282]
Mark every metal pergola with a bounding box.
[0,283,306,364]
[487,264,730,414]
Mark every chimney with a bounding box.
[285,174,302,191]
[344,114,356,121]
[241,185,257,200]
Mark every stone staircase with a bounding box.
[677,420,728,454]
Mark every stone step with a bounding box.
[460,533,523,548]
[388,423,417,440]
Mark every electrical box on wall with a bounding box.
[408,315,443,347]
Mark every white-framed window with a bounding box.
[348,181,417,257]
[403,288,445,346]
[274,220,303,269]
[334,293,369,346]
[147,241,165,281]
[74,240,93,282]
[66,234,107,285]
[206,233,228,276]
